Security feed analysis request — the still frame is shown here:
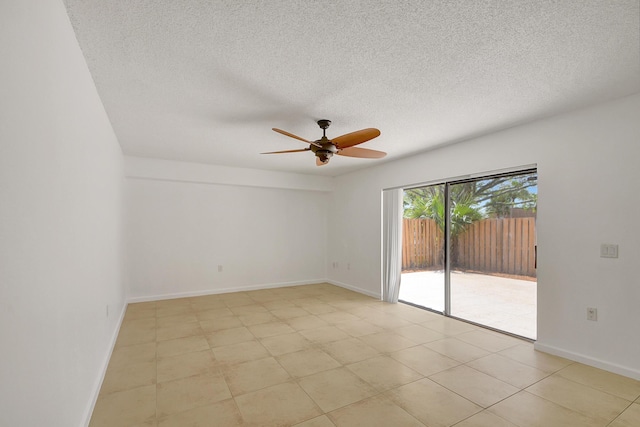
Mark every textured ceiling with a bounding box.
[64,0,640,176]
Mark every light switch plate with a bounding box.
[600,244,618,258]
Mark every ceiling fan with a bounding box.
[262,120,386,166]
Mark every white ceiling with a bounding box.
[64,0,640,176]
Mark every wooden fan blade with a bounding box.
[337,147,387,159]
[272,128,309,142]
[316,157,329,166]
[261,148,310,154]
[332,128,381,149]
[272,128,322,148]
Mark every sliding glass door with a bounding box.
[398,170,538,339]
[398,183,445,312]
[449,172,537,338]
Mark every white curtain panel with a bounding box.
[382,188,403,303]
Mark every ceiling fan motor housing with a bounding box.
[311,135,337,162]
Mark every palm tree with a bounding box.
[404,185,482,237]
[404,185,483,269]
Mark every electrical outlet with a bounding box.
[587,307,598,321]
[347,263,351,270]
[218,265,223,272]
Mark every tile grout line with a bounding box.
[98,286,640,426]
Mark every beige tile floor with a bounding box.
[90,283,640,427]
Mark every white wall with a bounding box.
[0,1,125,426]
[125,158,330,300]
[328,93,640,379]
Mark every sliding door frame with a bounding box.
[397,166,537,338]
[444,182,452,316]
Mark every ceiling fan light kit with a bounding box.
[263,120,386,166]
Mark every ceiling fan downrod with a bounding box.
[314,119,335,163]
[317,119,331,134]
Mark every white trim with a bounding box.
[82,302,128,427]
[326,279,382,300]
[126,279,328,303]
[124,156,334,192]
[534,342,640,381]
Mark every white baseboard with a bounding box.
[127,279,329,303]
[326,279,381,300]
[534,341,640,381]
[127,279,384,304]
[83,301,128,427]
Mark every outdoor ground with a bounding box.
[399,270,537,339]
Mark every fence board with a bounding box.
[516,219,521,274]
[528,219,536,275]
[495,220,504,272]
[402,217,536,277]
[508,219,516,274]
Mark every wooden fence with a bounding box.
[402,218,444,270]
[402,217,536,277]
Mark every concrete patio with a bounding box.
[399,270,537,339]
